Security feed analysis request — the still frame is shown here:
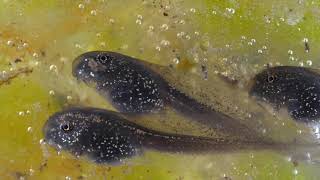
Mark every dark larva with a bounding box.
[250,66,320,123]
[72,51,264,140]
[44,107,283,164]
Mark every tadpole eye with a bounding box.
[60,123,73,132]
[267,74,276,83]
[97,54,110,63]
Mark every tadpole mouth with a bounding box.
[42,115,58,143]
[72,52,106,82]
[72,54,85,79]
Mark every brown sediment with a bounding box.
[0,67,33,86]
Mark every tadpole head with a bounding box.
[72,51,117,83]
[43,108,143,164]
[43,109,90,154]
[249,67,284,105]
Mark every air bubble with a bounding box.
[7,40,14,46]
[155,46,161,51]
[148,25,154,31]
[160,24,169,31]
[288,50,293,55]
[49,65,58,72]
[306,60,312,66]
[135,19,142,25]
[49,90,55,96]
[289,56,295,61]
[67,95,73,100]
[90,10,97,16]
[297,129,302,134]
[18,111,25,116]
[258,49,263,54]
[179,20,185,24]
[160,40,170,46]
[262,129,266,134]
[177,31,186,38]
[29,168,35,176]
[22,42,28,48]
[226,8,235,14]
[293,169,298,175]
[1,71,7,76]
[303,38,309,43]
[32,53,39,58]
[265,16,271,24]
[39,139,46,145]
[78,4,84,9]
[212,10,217,15]
[173,58,180,64]
[31,61,39,66]
[27,127,33,132]
[137,15,143,19]
[75,43,82,49]
[109,18,115,24]
[190,8,196,13]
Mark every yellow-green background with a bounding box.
[1,0,320,179]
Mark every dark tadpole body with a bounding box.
[250,66,320,123]
[44,107,285,164]
[72,51,262,140]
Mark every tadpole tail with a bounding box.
[166,86,266,142]
[138,127,320,154]
[140,129,320,157]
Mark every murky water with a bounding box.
[1,0,320,179]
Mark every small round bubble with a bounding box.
[160,24,169,31]
[226,8,235,14]
[49,90,55,96]
[78,4,85,9]
[90,10,97,16]
[306,60,312,66]
[160,40,170,46]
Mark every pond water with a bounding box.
[1,0,320,179]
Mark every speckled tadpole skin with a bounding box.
[72,51,262,140]
[44,107,278,164]
[250,66,320,123]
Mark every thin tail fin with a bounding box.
[166,86,265,142]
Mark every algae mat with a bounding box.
[1,0,320,179]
